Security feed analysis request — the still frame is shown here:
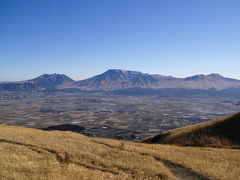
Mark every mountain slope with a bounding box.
[176,74,240,90]
[73,69,240,90]
[1,125,240,179]
[26,73,74,88]
[0,74,74,91]
[0,82,37,91]
[73,69,174,90]
[143,112,240,149]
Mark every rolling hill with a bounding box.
[143,112,240,149]
[0,124,240,179]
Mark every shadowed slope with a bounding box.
[143,112,240,149]
[42,124,85,133]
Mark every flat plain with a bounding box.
[0,91,239,141]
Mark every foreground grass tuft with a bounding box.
[56,151,72,165]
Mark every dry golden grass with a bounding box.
[0,125,240,180]
[0,126,174,180]
[93,138,240,180]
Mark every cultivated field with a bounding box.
[0,91,239,141]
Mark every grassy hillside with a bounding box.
[143,112,240,149]
[0,126,240,179]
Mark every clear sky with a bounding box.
[1,0,240,81]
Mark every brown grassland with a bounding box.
[0,124,240,179]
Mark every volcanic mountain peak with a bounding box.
[100,69,134,80]
[97,69,176,81]
[73,69,167,90]
[27,73,74,87]
[184,74,208,81]
[207,73,224,78]
[184,73,228,81]
[105,69,129,73]
[33,73,73,80]
[103,69,147,77]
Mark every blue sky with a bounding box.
[1,0,240,81]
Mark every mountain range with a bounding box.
[1,69,240,91]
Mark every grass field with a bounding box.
[0,125,239,180]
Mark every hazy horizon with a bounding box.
[1,0,240,81]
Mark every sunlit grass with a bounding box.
[0,125,239,179]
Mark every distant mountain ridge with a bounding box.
[72,69,240,90]
[26,73,74,88]
[1,69,240,91]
